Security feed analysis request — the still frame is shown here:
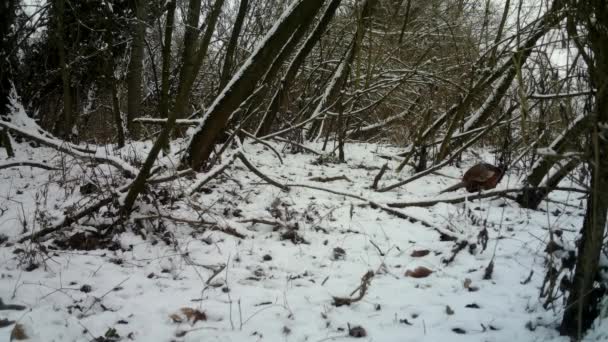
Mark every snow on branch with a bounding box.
[0,120,139,177]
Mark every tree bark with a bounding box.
[126,0,148,132]
[218,0,249,91]
[560,0,608,337]
[182,0,327,171]
[54,0,74,140]
[122,0,226,213]
[159,0,176,119]
[0,0,17,157]
[256,0,342,137]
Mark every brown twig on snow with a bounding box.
[332,270,374,306]
[308,175,352,183]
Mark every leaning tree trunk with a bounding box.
[560,0,608,337]
[126,0,148,132]
[218,0,249,92]
[256,0,342,137]
[224,0,325,133]
[182,0,327,171]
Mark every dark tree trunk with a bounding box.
[122,0,226,213]
[560,0,608,337]
[54,0,74,140]
[182,0,327,171]
[0,0,17,157]
[126,0,148,132]
[159,0,176,119]
[218,0,249,91]
[256,0,342,137]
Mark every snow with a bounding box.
[1,135,603,342]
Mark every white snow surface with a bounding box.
[0,138,604,342]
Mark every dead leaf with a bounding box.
[405,266,433,278]
[169,313,183,323]
[10,323,28,341]
[180,307,207,324]
[410,250,430,257]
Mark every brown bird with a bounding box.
[440,163,505,193]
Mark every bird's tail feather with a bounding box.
[439,181,466,194]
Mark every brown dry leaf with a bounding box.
[10,323,28,341]
[410,250,430,258]
[181,307,207,324]
[405,266,433,278]
[169,313,183,323]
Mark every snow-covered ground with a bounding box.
[0,139,605,341]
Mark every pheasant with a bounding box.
[440,163,505,193]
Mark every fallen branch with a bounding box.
[188,149,241,195]
[18,196,115,243]
[237,152,288,191]
[0,160,58,171]
[287,183,433,227]
[386,186,588,208]
[230,129,283,164]
[272,136,321,155]
[0,120,138,177]
[309,175,352,183]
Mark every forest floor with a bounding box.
[0,138,606,342]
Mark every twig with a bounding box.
[188,149,241,194]
[0,161,58,171]
[17,197,114,243]
[309,175,352,183]
[0,120,137,177]
[237,152,288,191]
[332,270,374,306]
[371,163,389,189]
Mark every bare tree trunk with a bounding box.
[256,0,341,137]
[159,0,176,119]
[122,0,226,213]
[182,0,328,171]
[560,1,608,337]
[0,0,17,157]
[173,0,225,121]
[126,0,148,132]
[54,0,74,140]
[219,0,249,91]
